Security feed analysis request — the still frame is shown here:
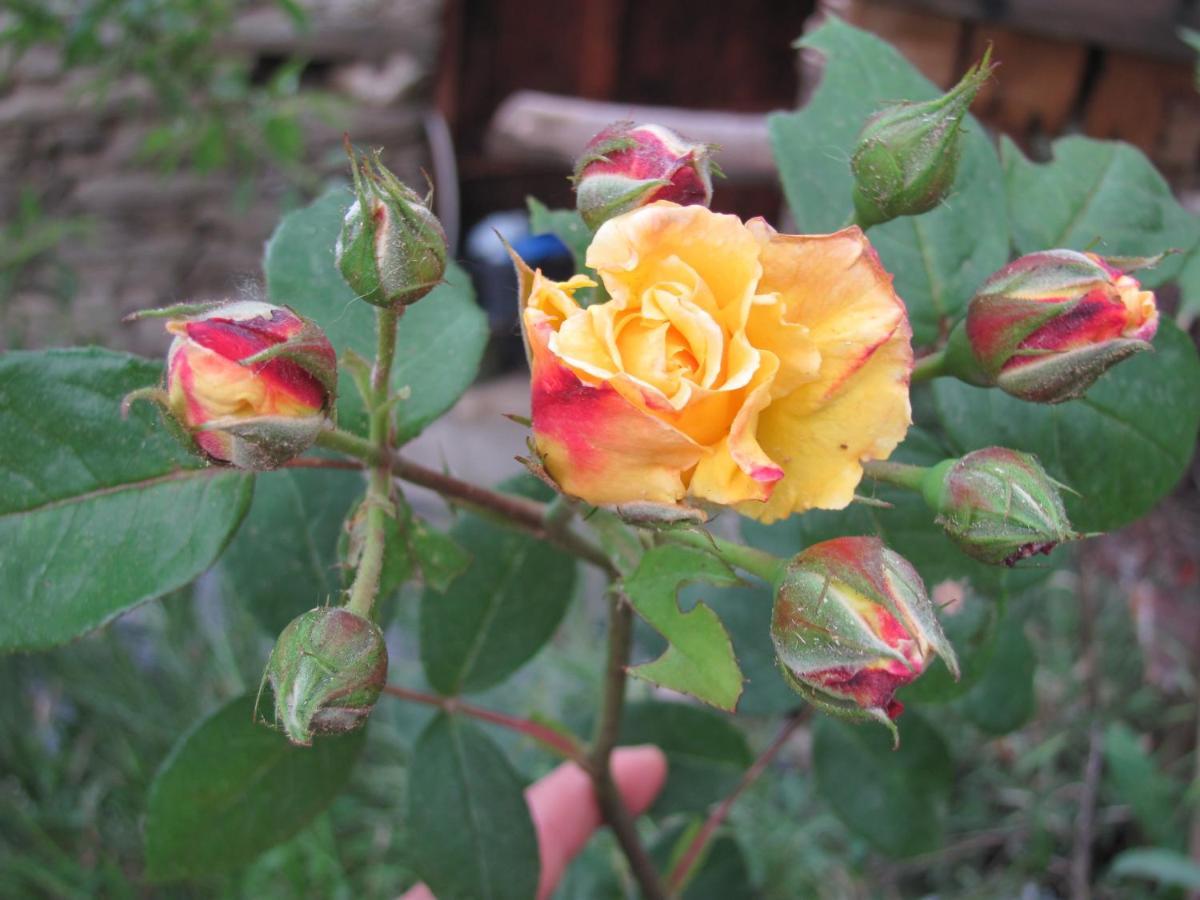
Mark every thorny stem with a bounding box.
[345,306,402,619]
[315,429,619,578]
[666,712,806,893]
[591,589,669,900]
[381,684,585,763]
[911,349,949,383]
[861,459,929,492]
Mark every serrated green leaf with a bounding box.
[0,348,253,652]
[620,700,751,815]
[144,693,365,880]
[405,713,540,900]
[409,518,471,592]
[932,320,1200,533]
[624,544,744,710]
[1001,136,1199,288]
[222,467,363,634]
[769,18,1009,346]
[264,188,487,441]
[420,477,577,695]
[812,709,951,857]
[690,581,797,716]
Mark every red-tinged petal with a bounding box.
[528,315,702,506]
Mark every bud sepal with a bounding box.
[946,249,1159,403]
[850,48,994,228]
[262,607,388,747]
[337,143,449,308]
[772,537,958,741]
[922,448,1078,566]
[573,122,716,230]
[156,300,337,469]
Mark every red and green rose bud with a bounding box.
[850,48,994,229]
[921,448,1077,566]
[336,144,448,307]
[163,300,336,469]
[771,537,958,740]
[573,122,716,230]
[263,607,388,747]
[944,249,1159,403]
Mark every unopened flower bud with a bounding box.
[337,144,448,307]
[922,448,1077,566]
[946,249,1159,403]
[162,301,336,469]
[850,49,994,228]
[573,122,716,230]
[264,607,387,746]
[772,537,958,739]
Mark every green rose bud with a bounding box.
[336,142,448,308]
[922,447,1078,566]
[850,48,994,229]
[772,536,958,742]
[263,607,387,746]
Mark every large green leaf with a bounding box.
[742,428,1049,601]
[620,700,751,815]
[1002,136,1199,288]
[624,544,744,711]
[264,188,487,441]
[812,709,952,857]
[960,610,1035,735]
[221,467,364,634]
[144,693,365,880]
[420,478,577,695]
[0,348,253,652]
[693,581,797,716]
[405,713,540,900]
[768,18,1009,345]
[931,320,1200,533]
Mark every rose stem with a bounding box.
[345,306,403,619]
[590,587,669,900]
[861,459,929,492]
[665,711,805,893]
[911,349,949,383]
[381,684,585,763]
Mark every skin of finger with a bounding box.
[531,744,668,899]
[399,744,669,900]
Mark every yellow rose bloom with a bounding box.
[519,201,912,523]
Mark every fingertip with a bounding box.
[610,744,669,816]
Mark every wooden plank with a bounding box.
[966,24,1086,138]
[837,0,965,87]
[1084,51,1197,160]
[884,0,1200,62]
[485,90,775,180]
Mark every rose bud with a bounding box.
[945,249,1158,403]
[573,122,717,230]
[164,300,336,469]
[922,448,1078,566]
[336,144,448,307]
[162,303,336,472]
[263,607,388,747]
[850,49,994,229]
[772,537,958,739]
